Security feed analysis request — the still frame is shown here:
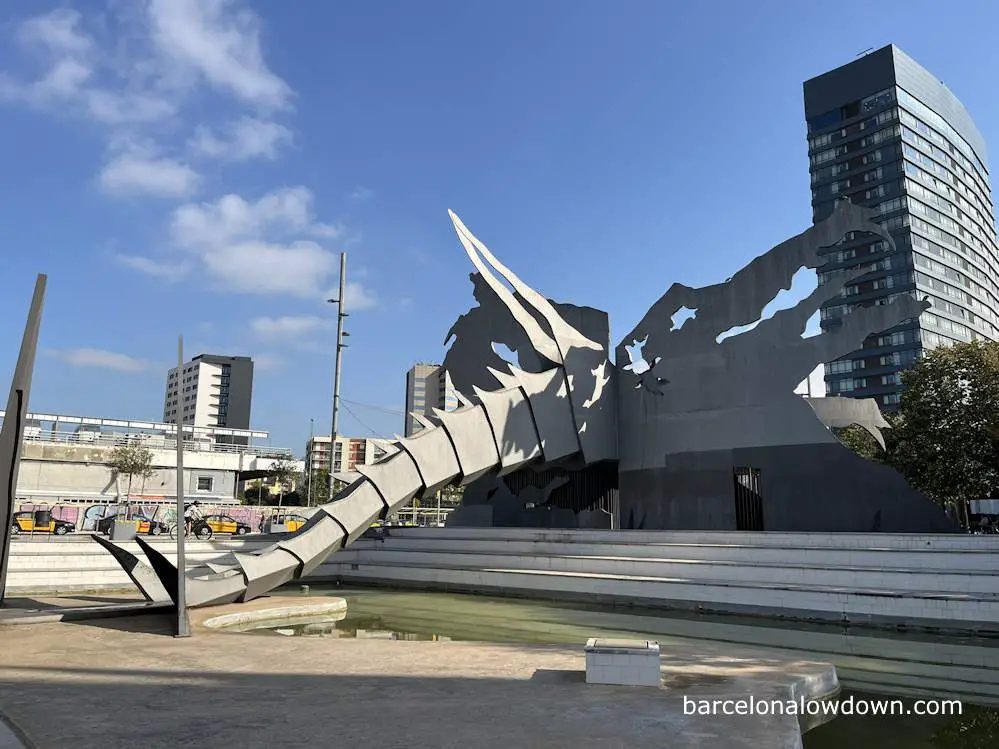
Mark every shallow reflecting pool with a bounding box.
[240,586,999,747]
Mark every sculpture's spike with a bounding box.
[134,536,180,604]
[89,534,171,603]
[448,209,602,355]
[451,389,475,408]
[486,365,520,389]
[447,209,562,364]
[332,471,362,485]
[409,411,436,430]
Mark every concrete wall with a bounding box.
[9,528,999,634]
[16,441,243,501]
[16,461,235,501]
[618,443,954,533]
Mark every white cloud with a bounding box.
[116,254,190,281]
[101,149,200,198]
[162,187,347,297]
[343,281,378,311]
[252,353,285,372]
[252,315,332,338]
[147,0,292,110]
[0,9,178,126]
[18,8,93,55]
[0,1,294,196]
[202,240,336,297]
[171,187,337,246]
[0,4,359,305]
[189,116,291,161]
[350,186,374,201]
[48,347,151,373]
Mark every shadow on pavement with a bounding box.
[61,612,177,636]
[0,664,711,749]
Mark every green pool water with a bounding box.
[244,586,999,747]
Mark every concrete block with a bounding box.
[395,426,461,497]
[432,404,499,484]
[321,481,385,544]
[356,450,424,515]
[277,516,345,577]
[585,639,661,687]
[185,569,248,608]
[509,366,580,463]
[235,548,302,602]
[473,385,542,475]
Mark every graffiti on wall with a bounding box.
[14,503,315,534]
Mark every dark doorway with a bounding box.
[733,467,764,531]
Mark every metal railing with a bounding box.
[22,430,294,458]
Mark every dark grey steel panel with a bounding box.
[803,44,987,168]
[804,45,896,119]
[619,443,955,533]
[892,47,988,168]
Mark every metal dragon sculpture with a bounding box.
[92,199,932,607]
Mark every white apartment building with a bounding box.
[163,354,254,432]
[404,363,458,436]
[306,435,393,476]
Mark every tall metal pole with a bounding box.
[0,274,46,607]
[327,252,347,503]
[306,418,314,507]
[175,335,190,638]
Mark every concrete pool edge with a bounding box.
[0,711,36,749]
[195,596,348,631]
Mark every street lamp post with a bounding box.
[326,252,349,504]
[175,334,190,638]
[306,418,314,506]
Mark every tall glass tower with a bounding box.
[804,45,999,409]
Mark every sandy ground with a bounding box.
[0,597,834,749]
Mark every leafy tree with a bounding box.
[270,459,297,507]
[302,468,348,505]
[242,482,270,505]
[836,340,999,525]
[280,490,303,506]
[438,483,465,508]
[107,443,155,502]
[890,340,999,522]
[305,468,329,506]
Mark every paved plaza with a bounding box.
[0,599,835,749]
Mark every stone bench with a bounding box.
[584,638,661,687]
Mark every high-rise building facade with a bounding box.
[804,45,999,408]
[163,354,254,431]
[404,363,458,436]
[305,435,391,475]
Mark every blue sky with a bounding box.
[1,0,997,455]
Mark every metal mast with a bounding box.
[326,253,349,503]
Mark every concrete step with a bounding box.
[837,669,999,706]
[383,527,999,552]
[335,548,999,595]
[317,562,999,630]
[352,536,999,571]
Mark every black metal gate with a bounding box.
[733,467,764,531]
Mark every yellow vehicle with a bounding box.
[281,514,307,532]
[259,514,307,533]
[204,514,252,536]
[11,511,76,536]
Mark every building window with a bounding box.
[197,476,213,492]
